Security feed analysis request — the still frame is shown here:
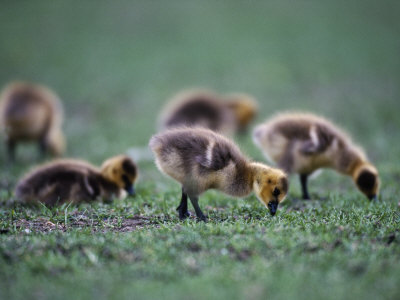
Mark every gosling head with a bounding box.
[225,94,258,131]
[353,163,379,200]
[101,155,138,196]
[252,163,288,216]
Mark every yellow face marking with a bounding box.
[254,167,288,208]
[101,156,137,190]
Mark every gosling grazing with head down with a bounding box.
[15,155,138,206]
[0,82,66,161]
[149,127,288,221]
[158,89,258,136]
[253,112,379,200]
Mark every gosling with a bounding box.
[15,155,138,206]
[149,127,288,221]
[0,81,65,161]
[253,112,379,200]
[158,89,258,136]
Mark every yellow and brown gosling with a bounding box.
[0,81,65,161]
[158,89,258,136]
[15,155,138,206]
[253,112,380,200]
[149,127,287,221]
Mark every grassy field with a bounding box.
[0,1,399,299]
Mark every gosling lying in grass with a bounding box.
[149,127,288,221]
[0,81,66,161]
[253,112,380,200]
[15,155,138,206]
[158,89,258,136]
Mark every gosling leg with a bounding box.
[300,174,310,200]
[189,195,207,222]
[38,137,48,159]
[6,139,16,162]
[176,187,190,220]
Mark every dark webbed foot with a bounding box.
[197,214,207,222]
[177,209,191,220]
[188,195,207,222]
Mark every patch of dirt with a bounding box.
[303,244,320,253]
[227,245,254,261]
[115,217,158,233]
[349,263,367,275]
[187,242,202,252]
[235,249,253,261]
[12,215,160,233]
[285,199,308,212]
[205,206,226,212]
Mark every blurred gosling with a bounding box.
[149,127,288,221]
[253,112,379,200]
[158,89,258,136]
[15,155,138,206]
[0,81,65,161]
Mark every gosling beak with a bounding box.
[369,194,377,201]
[268,201,278,216]
[126,185,136,196]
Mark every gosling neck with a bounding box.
[334,143,366,177]
[246,162,266,191]
[224,160,255,197]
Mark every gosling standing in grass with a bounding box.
[253,112,379,200]
[149,128,288,221]
[158,89,258,136]
[0,81,65,161]
[15,155,138,206]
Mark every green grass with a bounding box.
[0,1,399,299]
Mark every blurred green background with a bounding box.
[1,0,399,162]
[0,1,399,299]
